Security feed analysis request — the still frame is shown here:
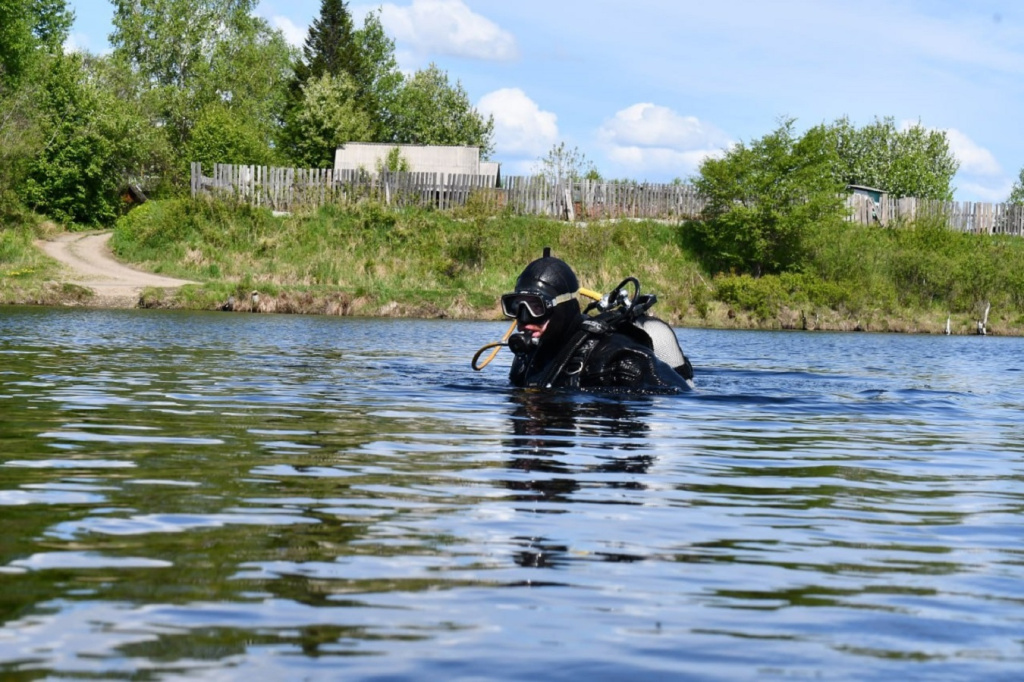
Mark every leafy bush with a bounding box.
[714,271,851,319]
[186,104,278,174]
[19,54,164,226]
[690,119,846,276]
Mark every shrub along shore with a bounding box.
[4,198,1024,336]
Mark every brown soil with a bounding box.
[34,231,197,309]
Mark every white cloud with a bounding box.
[271,15,305,48]
[607,146,725,171]
[476,88,558,157]
[957,179,1014,203]
[943,128,1001,177]
[597,103,732,176]
[63,32,109,55]
[378,0,518,61]
[498,159,540,177]
[63,33,86,53]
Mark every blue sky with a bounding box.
[66,0,1024,201]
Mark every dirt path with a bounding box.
[35,231,198,308]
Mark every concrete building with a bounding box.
[334,142,499,182]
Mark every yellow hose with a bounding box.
[471,288,604,371]
[472,320,518,370]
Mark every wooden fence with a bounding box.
[190,163,707,220]
[846,192,1024,235]
[191,162,1024,235]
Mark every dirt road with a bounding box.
[35,231,197,308]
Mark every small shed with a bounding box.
[847,184,887,204]
[846,184,888,224]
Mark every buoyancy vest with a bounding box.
[509,308,693,393]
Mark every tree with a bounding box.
[1009,168,1024,204]
[31,0,74,53]
[110,0,294,153]
[298,0,362,84]
[187,102,277,173]
[826,116,959,199]
[691,118,846,276]
[0,0,72,89]
[282,73,372,168]
[20,53,159,225]
[535,142,598,184]
[377,146,410,172]
[354,9,403,141]
[390,64,494,155]
[0,81,43,216]
[281,3,403,158]
[282,0,380,163]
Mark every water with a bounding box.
[1,307,1022,680]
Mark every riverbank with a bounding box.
[5,199,1024,336]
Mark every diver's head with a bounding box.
[502,247,581,346]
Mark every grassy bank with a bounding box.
[5,197,1024,335]
[0,219,102,306]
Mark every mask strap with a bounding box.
[551,291,578,307]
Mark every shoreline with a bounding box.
[4,287,1012,337]
[8,229,1018,337]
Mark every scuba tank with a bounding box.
[583,277,694,382]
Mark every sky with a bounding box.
[65,0,1024,202]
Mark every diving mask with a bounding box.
[501,291,578,319]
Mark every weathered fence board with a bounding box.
[189,163,1024,236]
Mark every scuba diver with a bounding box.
[473,248,694,393]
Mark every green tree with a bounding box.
[0,0,35,89]
[536,142,598,184]
[1008,167,1024,204]
[297,0,362,84]
[691,118,846,276]
[0,81,42,217]
[391,64,494,155]
[377,146,410,172]
[283,73,372,168]
[186,102,278,173]
[354,9,403,141]
[827,116,959,199]
[20,53,158,225]
[282,0,368,164]
[110,0,293,155]
[1,0,72,88]
[1,0,72,220]
[31,0,74,52]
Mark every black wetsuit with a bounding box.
[509,314,692,393]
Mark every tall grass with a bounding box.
[0,217,66,304]
[99,196,1024,332]
[109,198,706,319]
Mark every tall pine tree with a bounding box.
[290,0,365,100]
[282,0,378,164]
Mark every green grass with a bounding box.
[7,195,1024,335]
[0,217,70,304]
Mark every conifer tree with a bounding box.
[290,0,365,100]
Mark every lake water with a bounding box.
[1,307,1022,680]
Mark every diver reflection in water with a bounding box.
[504,390,654,502]
[506,392,655,570]
[482,248,694,393]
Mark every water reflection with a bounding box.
[504,391,654,497]
[503,392,660,572]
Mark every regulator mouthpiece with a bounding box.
[507,331,538,354]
